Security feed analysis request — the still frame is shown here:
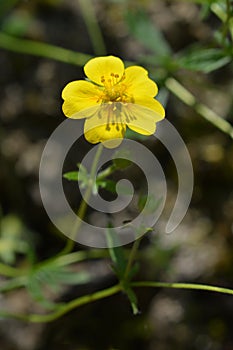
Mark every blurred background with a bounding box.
[0,0,233,349]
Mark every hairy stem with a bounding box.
[166,77,233,139]
[61,143,104,254]
[0,32,91,66]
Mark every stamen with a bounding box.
[125,113,130,123]
[129,111,137,121]
[106,106,112,131]
[98,110,102,119]
[121,125,125,137]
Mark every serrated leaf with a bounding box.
[27,263,91,309]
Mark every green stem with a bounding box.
[0,284,121,323]
[61,143,104,254]
[131,281,233,296]
[97,164,116,181]
[0,262,24,277]
[48,249,109,267]
[78,0,107,55]
[165,77,233,139]
[0,32,91,66]
[1,280,233,322]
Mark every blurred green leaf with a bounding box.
[2,10,34,37]
[113,149,132,169]
[97,179,116,193]
[210,0,227,22]
[125,127,148,141]
[0,215,30,264]
[113,158,132,169]
[177,48,232,73]
[0,0,19,17]
[125,10,171,57]
[27,263,91,309]
[106,226,127,279]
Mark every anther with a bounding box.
[125,114,130,123]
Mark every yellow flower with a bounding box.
[62,55,165,148]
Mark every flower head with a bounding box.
[62,55,165,148]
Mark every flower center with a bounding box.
[100,72,132,104]
[96,72,136,133]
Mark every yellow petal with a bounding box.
[62,80,101,118]
[124,66,158,97]
[84,110,126,148]
[122,102,164,135]
[84,56,125,86]
[133,97,165,120]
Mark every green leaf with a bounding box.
[210,0,227,22]
[106,226,127,279]
[125,127,148,141]
[177,48,232,73]
[124,286,139,315]
[27,263,91,309]
[0,215,30,264]
[97,179,116,193]
[2,10,34,37]
[63,171,79,181]
[27,274,58,310]
[125,10,171,56]
[113,149,132,169]
[63,163,90,190]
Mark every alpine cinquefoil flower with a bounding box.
[62,55,165,148]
